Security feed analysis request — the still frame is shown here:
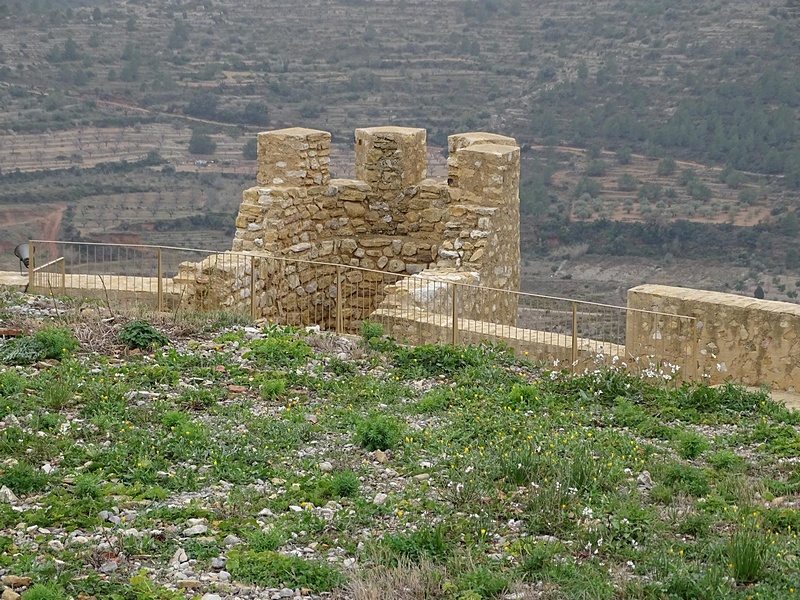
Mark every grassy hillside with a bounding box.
[0,294,799,598]
[1,0,799,294]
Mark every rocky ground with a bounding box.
[0,292,798,599]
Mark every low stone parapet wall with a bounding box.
[628,284,800,390]
[373,305,624,369]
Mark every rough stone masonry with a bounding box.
[175,126,521,335]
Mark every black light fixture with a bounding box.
[14,243,30,272]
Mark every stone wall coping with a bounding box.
[630,284,800,316]
[260,127,330,137]
[355,126,426,136]
[455,142,520,158]
[448,132,517,152]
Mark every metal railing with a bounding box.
[26,240,698,381]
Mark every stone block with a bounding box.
[355,127,427,191]
[257,128,331,188]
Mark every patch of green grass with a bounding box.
[259,378,287,399]
[247,528,286,552]
[245,336,311,368]
[727,524,770,584]
[328,470,360,498]
[455,566,509,599]
[659,462,710,497]
[20,584,67,600]
[676,430,710,460]
[379,525,451,565]
[706,450,747,473]
[0,461,51,495]
[226,550,344,591]
[73,473,102,499]
[354,413,403,451]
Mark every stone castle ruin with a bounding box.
[175,126,521,335]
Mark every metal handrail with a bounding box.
[26,239,698,380]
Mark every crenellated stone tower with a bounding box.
[176,126,521,336]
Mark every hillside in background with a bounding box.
[0,0,799,298]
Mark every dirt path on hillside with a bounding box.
[93,98,257,130]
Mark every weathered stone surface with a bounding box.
[628,285,800,390]
[179,125,520,334]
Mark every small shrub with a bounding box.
[518,542,560,580]
[161,410,190,430]
[247,528,286,552]
[355,414,402,451]
[0,462,50,495]
[393,344,487,378]
[119,320,169,350]
[20,584,67,600]
[706,450,746,473]
[226,550,343,590]
[330,470,360,498]
[613,397,648,427]
[74,473,102,499]
[497,446,548,486]
[678,512,712,537]
[0,370,25,397]
[42,380,72,411]
[259,378,287,399]
[0,337,44,365]
[380,525,451,564]
[727,526,769,584]
[661,463,710,497]
[34,326,79,359]
[326,357,355,376]
[359,320,385,345]
[456,567,510,599]
[178,388,219,410]
[677,431,710,460]
[35,412,60,432]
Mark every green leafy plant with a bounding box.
[20,584,67,600]
[456,567,509,599]
[119,320,169,350]
[706,450,746,473]
[380,525,451,564]
[259,378,287,399]
[247,528,286,552]
[727,525,769,584]
[0,462,51,495]
[226,550,343,590]
[677,430,710,460]
[74,473,102,499]
[0,326,78,365]
[359,320,384,345]
[34,326,79,359]
[330,470,360,498]
[245,337,310,368]
[660,463,710,497]
[355,414,402,451]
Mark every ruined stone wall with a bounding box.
[627,284,800,390]
[178,125,521,334]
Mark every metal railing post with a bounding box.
[451,282,459,346]
[157,248,163,312]
[27,240,35,294]
[571,301,578,370]
[59,257,66,296]
[691,317,699,383]
[250,255,257,320]
[336,266,343,334]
